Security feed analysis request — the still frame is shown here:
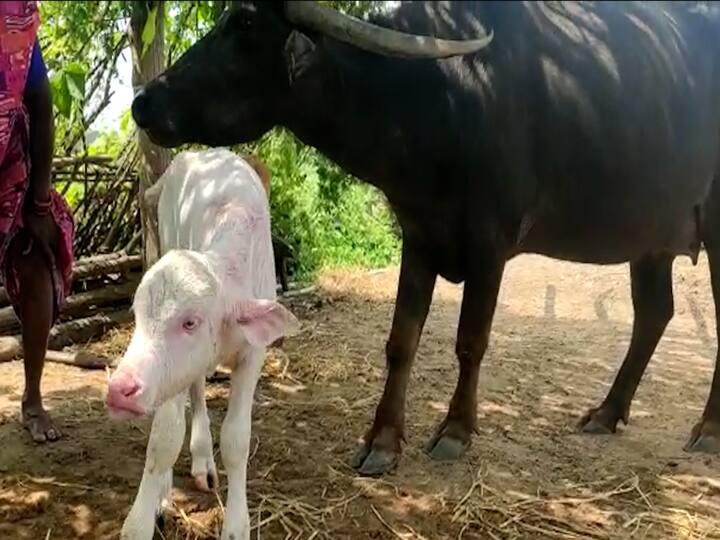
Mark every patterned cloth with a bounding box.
[0,1,74,321]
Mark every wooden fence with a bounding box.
[54,142,142,258]
[0,147,144,366]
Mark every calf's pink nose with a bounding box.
[107,370,143,407]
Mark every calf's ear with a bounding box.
[229,299,299,347]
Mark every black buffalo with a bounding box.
[131,1,720,475]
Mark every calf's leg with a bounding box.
[579,255,674,434]
[220,349,264,540]
[121,393,186,540]
[426,256,505,460]
[189,378,218,492]
[350,242,436,476]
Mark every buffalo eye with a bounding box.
[182,317,201,333]
[238,16,253,31]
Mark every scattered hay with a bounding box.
[143,462,720,540]
[84,323,134,360]
[448,469,720,540]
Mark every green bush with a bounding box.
[244,129,401,280]
[63,182,85,209]
[75,124,401,281]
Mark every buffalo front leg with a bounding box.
[426,258,505,461]
[121,393,186,539]
[350,243,436,476]
[579,255,674,434]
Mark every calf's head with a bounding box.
[106,250,297,419]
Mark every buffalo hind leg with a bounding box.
[579,254,674,434]
[350,243,436,476]
[686,192,720,452]
[427,256,505,461]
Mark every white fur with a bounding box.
[111,148,298,540]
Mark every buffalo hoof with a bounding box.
[426,434,469,461]
[578,404,628,435]
[685,420,720,453]
[350,444,399,476]
[425,419,471,461]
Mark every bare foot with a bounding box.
[22,404,61,443]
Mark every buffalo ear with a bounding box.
[229,298,299,347]
[284,30,318,85]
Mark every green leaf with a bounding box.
[119,109,132,133]
[50,73,72,118]
[141,5,158,58]
[197,2,211,24]
[63,62,86,102]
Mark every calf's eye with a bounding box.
[183,318,200,332]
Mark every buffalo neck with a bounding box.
[282,37,484,203]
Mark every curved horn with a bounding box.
[284,1,493,59]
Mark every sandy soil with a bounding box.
[1,254,719,539]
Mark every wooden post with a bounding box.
[129,1,172,270]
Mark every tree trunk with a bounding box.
[129,1,172,270]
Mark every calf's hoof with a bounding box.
[220,526,249,540]
[152,514,165,540]
[350,444,399,476]
[685,420,720,453]
[191,455,219,493]
[193,470,219,492]
[578,404,628,435]
[191,446,218,492]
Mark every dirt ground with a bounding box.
[1,254,720,539]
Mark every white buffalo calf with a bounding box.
[106,148,298,540]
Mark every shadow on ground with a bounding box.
[0,254,719,539]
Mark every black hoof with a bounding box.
[349,444,370,470]
[350,445,398,476]
[685,421,720,453]
[426,434,469,461]
[579,416,615,434]
[578,405,626,435]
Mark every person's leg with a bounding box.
[9,231,59,442]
